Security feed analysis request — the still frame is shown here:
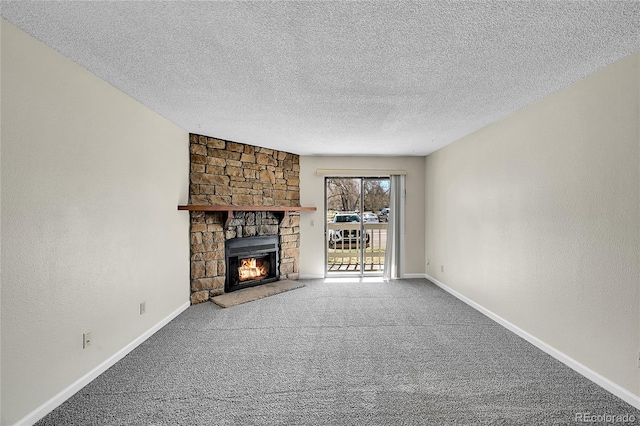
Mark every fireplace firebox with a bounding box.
[225,235,279,292]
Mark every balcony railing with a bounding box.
[326,222,387,273]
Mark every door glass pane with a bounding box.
[362,178,390,275]
[326,178,362,274]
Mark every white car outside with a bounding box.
[362,212,379,223]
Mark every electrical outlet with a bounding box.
[140,302,146,315]
[310,219,315,227]
[441,265,444,273]
[83,331,92,349]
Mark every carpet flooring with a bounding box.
[36,279,639,425]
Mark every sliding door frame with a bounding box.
[324,176,389,278]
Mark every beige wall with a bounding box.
[425,53,640,396]
[299,156,425,277]
[1,20,190,425]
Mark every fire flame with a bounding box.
[238,257,268,281]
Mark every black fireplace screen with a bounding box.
[225,235,279,292]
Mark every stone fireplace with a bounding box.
[187,134,302,304]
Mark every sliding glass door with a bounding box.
[325,177,390,277]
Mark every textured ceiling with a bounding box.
[1,1,638,156]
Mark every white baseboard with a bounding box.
[299,274,325,279]
[401,273,426,279]
[424,274,640,410]
[299,274,427,280]
[16,301,191,426]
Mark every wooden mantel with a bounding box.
[178,205,316,228]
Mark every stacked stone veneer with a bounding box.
[188,134,301,304]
